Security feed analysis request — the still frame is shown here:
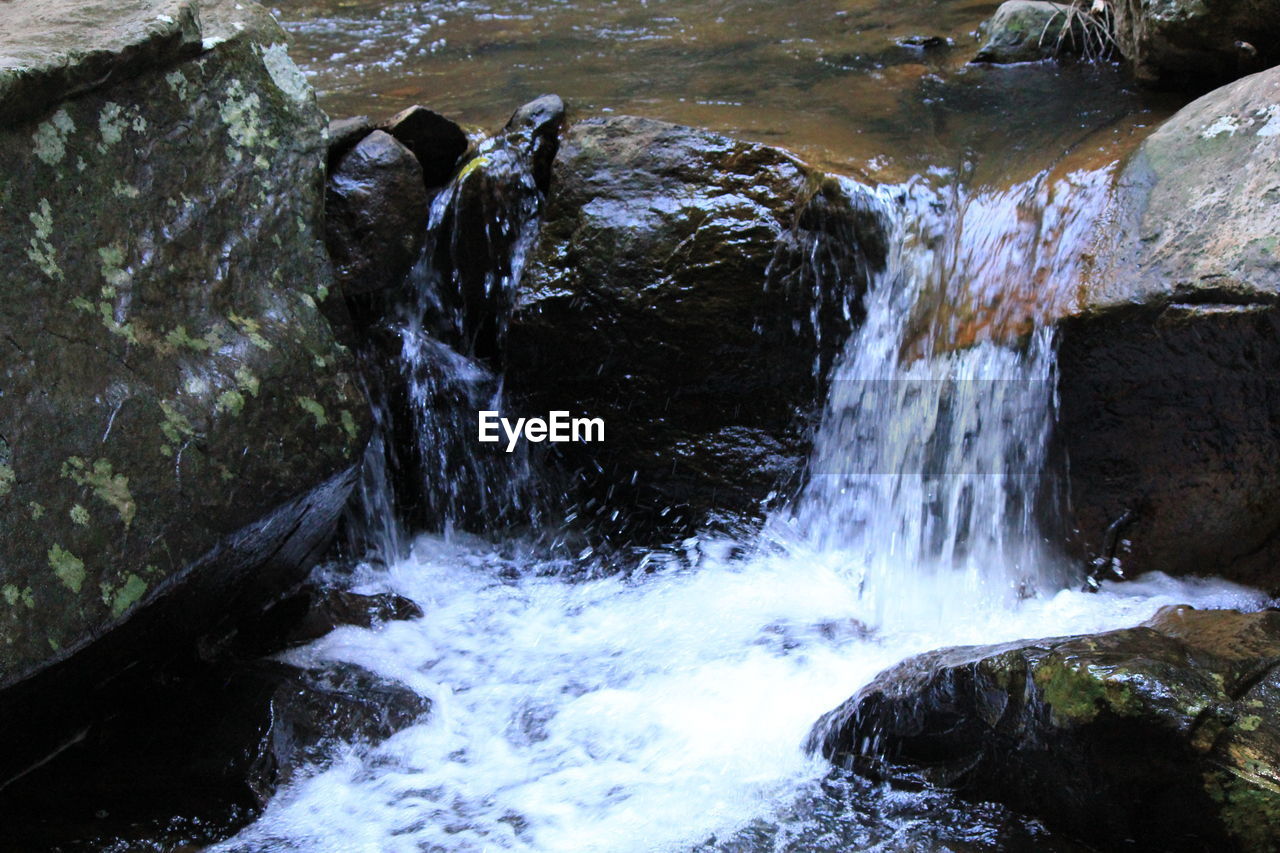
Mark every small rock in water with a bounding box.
[895,34,950,50]
[378,104,470,188]
[972,1,1085,64]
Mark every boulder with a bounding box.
[1112,0,1280,88]
[503,115,888,539]
[1054,66,1280,588]
[809,607,1280,851]
[973,1,1089,64]
[0,0,204,126]
[325,129,431,300]
[0,0,369,781]
[377,104,470,189]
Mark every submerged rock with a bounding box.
[1055,66,1280,588]
[504,115,888,540]
[973,1,1086,64]
[0,0,369,783]
[234,584,425,655]
[809,607,1280,851]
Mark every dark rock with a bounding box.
[1112,0,1280,88]
[503,115,888,540]
[377,104,470,189]
[973,1,1086,64]
[1053,66,1280,588]
[809,607,1280,852]
[895,34,951,50]
[0,0,370,785]
[502,93,568,193]
[0,659,429,851]
[430,94,566,359]
[326,114,373,172]
[325,129,431,300]
[239,585,425,654]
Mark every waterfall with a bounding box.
[783,174,1073,625]
[218,162,1267,853]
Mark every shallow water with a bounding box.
[270,0,1178,179]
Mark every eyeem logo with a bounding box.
[478,411,604,452]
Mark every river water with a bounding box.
[216,2,1265,850]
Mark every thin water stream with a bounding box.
[214,2,1264,849]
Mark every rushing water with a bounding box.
[218,172,1271,851]
[206,2,1259,849]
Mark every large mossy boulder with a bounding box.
[1054,66,1280,588]
[503,116,888,540]
[0,0,369,778]
[809,607,1280,851]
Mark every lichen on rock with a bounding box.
[0,0,371,779]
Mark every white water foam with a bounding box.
[217,536,1266,852]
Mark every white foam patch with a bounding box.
[217,534,1268,853]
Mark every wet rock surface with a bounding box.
[0,0,369,784]
[236,585,425,653]
[325,129,431,299]
[325,113,373,170]
[377,104,471,189]
[1056,66,1280,588]
[361,96,564,533]
[503,115,888,540]
[810,607,1280,852]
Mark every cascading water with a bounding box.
[785,174,1072,627]
[219,169,1268,853]
[359,111,555,548]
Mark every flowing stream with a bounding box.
[217,171,1269,850]
[210,2,1264,848]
